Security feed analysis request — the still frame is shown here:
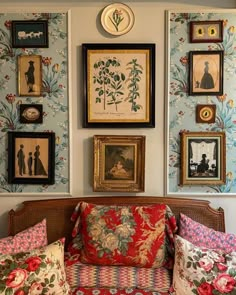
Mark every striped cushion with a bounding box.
[65,254,172,292]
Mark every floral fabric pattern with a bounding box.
[173,234,236,295]
[70,202,177,268]
[179,213,236,252]
[0,219,47,255]
[71,287,170,295]
[0,238,70,294]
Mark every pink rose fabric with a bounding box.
[173,235,236,295]
[0,219,47,255]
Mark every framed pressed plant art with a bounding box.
[93,135,145,192]
[189,50,224,96]
[180,131,226,185]
[83,43,155,128]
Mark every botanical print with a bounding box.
[168,12,236,193]
[109,9,124,32]
[88,50,148,122]
[0,12,69,193]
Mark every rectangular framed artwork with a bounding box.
[189,50,224,96]
[18,55,42,97]
[93,135,146,192]
[83,43,155,128]
[189,20,223,43]
[11,20,48,48]
[8,131,55,185]
[180,131,226,185]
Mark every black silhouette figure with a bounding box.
[197,154,209,173]
[25,60,35,93]
[17,144,26,176]
[34,145,47,176]
[28,152,33,176]
[200,61,214,89]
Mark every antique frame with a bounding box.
[196,104,216,123]
[189,50,224,96]
[11,20,48,48]
[190,20,223,43]
[83,43,155,128]
[180,131,226,185]
[19,104,43,124]
[93,135,145,192]
[18,55,42,97]
[8,131,55,185]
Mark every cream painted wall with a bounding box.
[0,0,235,237]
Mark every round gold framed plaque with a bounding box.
[196,104,216,123]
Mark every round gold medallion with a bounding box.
[196,104,216,123]
[199,106,214,122]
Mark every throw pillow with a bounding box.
[65,252,172,292]
[173,235,236,295]
[179,213,236,252]
[71,201,177,268]
[0,219,47,255]
[0,238,70,294]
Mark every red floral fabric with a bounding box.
[71,287,171,295]
[70,202,177,268]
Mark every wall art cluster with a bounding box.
[0,12,69,193]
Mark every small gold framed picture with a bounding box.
[189,20,223,43]
[196,104,216,123]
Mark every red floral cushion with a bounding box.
[71,202,177,268]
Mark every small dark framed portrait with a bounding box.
[8,131,55,185]
[11,20,48,48]
[19,104,43,124]
[196,104,216,123]
[189,50,224,96]
[189,20,223,43]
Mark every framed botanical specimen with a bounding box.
[196,104,216,123]
[83,43,155,128]
[19,104,43,124]
[8,131,55,185]
[11,20,48,48]
[189,50,224,96]
[190,20,223,43]
[18,55,42,97]
[93,135,145,192]
[180,131,226,185]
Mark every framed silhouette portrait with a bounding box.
[180,131,226,185]
[8,131,55,185]
[189,20,223,43]
[18,55,42,96]
[189,50,224,96]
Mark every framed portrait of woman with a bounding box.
[189,50,224,96]
[18,55,42,96]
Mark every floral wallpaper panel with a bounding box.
[0,12,69,193]
[168,12,236,194]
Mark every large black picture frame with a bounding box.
[83,43,155,128]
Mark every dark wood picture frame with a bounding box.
[189,50,224,96]
[180,131,226,185]
[93,135,146,192]
[11,20,48,48]
[83,43,155,128]
[8,131,55,185]
[190,20,223,43]
[18,55,42,97]
[19,104,43,124]
[196,104,216,123]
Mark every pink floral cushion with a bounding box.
[65,252,172,292]
[179,213,236,252]
[0,238,70,295]
[0,219,47,255]
[70,202,177,268]
[173,235,236,295]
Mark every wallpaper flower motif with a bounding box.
[168,12,236,194]
[0,12,69,193]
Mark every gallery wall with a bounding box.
[0,1,235,238]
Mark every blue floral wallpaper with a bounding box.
[0,13,69,193]
[168,12,236,194]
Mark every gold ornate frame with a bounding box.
[93,135,145,192]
